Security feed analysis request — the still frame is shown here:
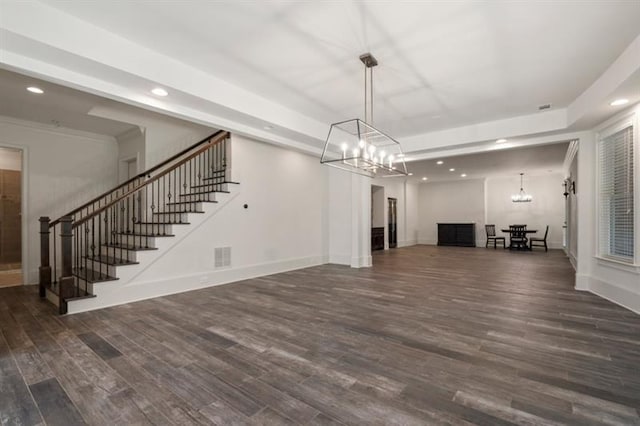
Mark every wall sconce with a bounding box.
[563,178,576,198]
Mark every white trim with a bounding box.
[0,115,116,144]
[595,256,640,274]
[0,143,28,285]
[562,139,579,177]
[66,254,328,314]
[328,254,351,265]
[589,276,640,315]
[594,111,638,265]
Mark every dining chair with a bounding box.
[530,225,549,252]
[485,224,506,249]
[509,225,528,250]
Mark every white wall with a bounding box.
[418,179,486,246]
[116,127,144,181]
[328,167,352,265]
[576,103,640,314]
[486,174,565,249]
[568,155,578,267]
[89,104,214,171]
[0,147,22,171]
[0,116,118,284]
[371,185,385,228]
[136,134,328,275]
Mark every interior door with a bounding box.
[0,169,21,267]
[388,197,397,249]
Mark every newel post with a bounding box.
[58,216,74,315]
[38,217,51,298]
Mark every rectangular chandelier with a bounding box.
[321,118,407,177]
[321,53,408,178]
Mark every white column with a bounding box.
[575,132,595,290]
[350,173,372,268]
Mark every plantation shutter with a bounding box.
[599,125,634,262]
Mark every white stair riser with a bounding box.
[178,194,216,203]
[153,212,190,222]
[133,223,173,234]
[116,234,158,247]
[98,245,141,260]
[162,203,203,213]
[77,260,117,277]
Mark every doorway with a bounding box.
[388,197,397,249]
[119,156,139,183]
[0,147,22,287]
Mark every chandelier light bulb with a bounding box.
[368,145,376,154]
[340,143,348,152]
[359,139,365,148]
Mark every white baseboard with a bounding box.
[351,255,372,268]
[574,273,590,291]
[418,239,437,245]
[398,239,417,248]
[329,253,351,266]
[67,255,326,314]
[589,276,640,315]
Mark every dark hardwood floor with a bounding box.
[1,245,640,425]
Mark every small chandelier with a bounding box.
[512,173,532,203]
[321,53,407,177]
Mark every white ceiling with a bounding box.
[405,141,570,183]
[37,1,640,138]
[0,68,137,136]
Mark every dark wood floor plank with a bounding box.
[77,332,122,361]
[0,246,639,425]
[0,329,44,426]
[29,378,85,426]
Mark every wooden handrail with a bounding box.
[72,131,229,229]
[50,129,227,227]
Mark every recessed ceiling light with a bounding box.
[422,177,428,181]
[496,139,507,144]
[461,173,467,177]
[436,160,443,165]
[408,173,413,176]
[610,99,629,106]
[27,86,43,94]
[151,87,168,97]
[449,168,455,172]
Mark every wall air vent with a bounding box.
[538,104,552,111]
[214,247,231,268]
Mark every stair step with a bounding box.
[115,232,175,237]
[47,281,96,301]
[81,255,139,266]
[202,177,239,184]
[73,267,118,284]
[104,243,158,251]
[191,181,236,189]
[154,210,204,215]
[137,221,191,225]
[180,190,230,197]
[166,200,217,205]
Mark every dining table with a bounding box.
[501,228,538,250]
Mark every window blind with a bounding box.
[599,124,634,262]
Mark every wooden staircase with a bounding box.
[39,130,238,314]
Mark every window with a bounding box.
[598,121,634,262]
